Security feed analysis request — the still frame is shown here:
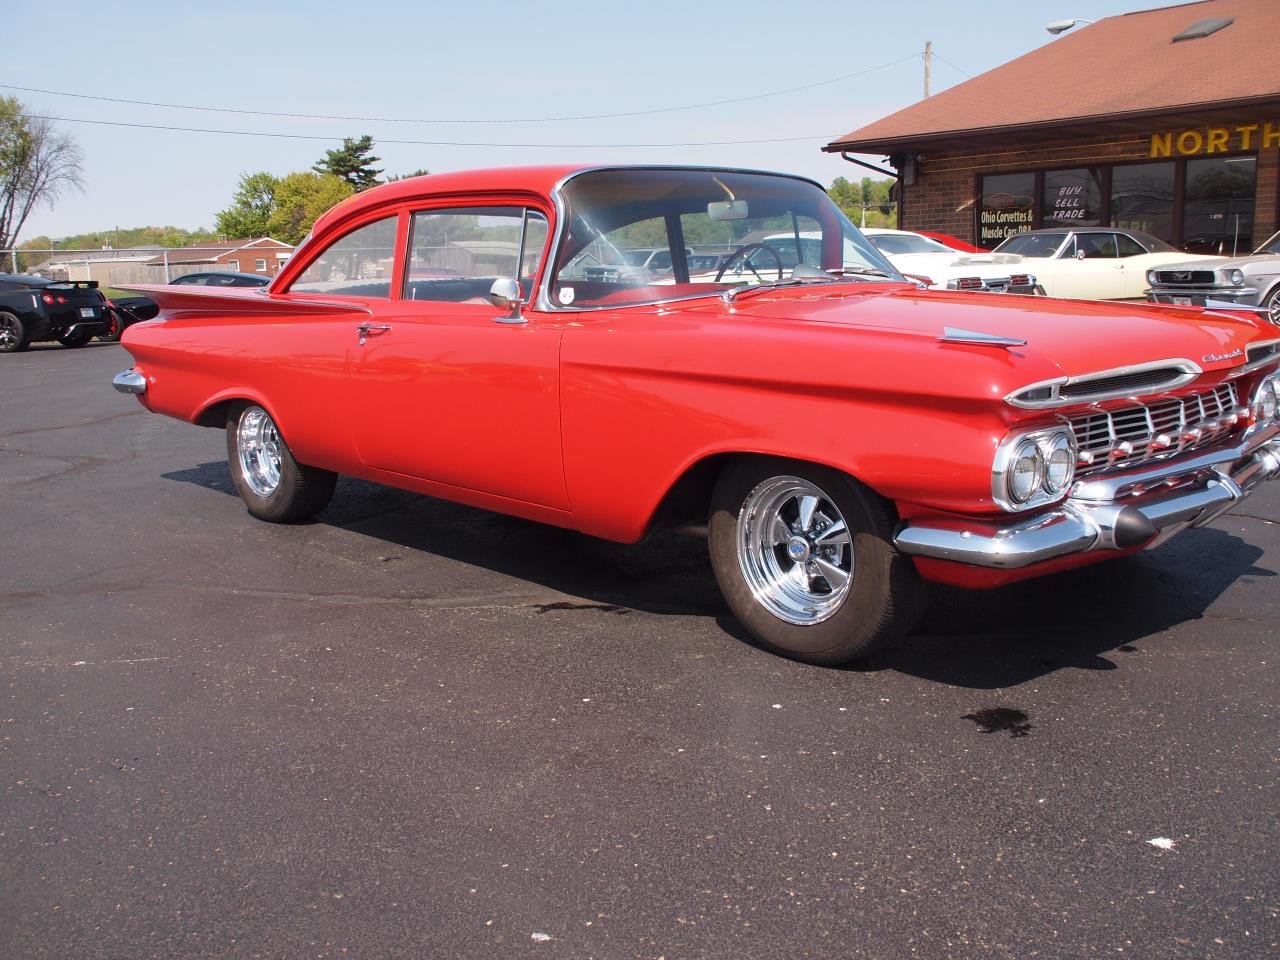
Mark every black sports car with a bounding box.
[0,274,111,353]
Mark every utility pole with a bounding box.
[924,41,932,98]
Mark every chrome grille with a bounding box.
[1068,383,1241,476]
[1154,269,1216,285]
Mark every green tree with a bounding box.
[385,168,431,183]
[0,96,83,248]
[216,171,279,239]
[313,135,383,191]
[266,172,354,244]
[828,175,895,229]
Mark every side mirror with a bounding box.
[488,277,526,324]
[1074,249,1087,260]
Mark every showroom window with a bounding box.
[1182,156,1256,255]
[978,172,1036,247]
[977,154,1257,251]
[1110,162,1175,240]
[1042,167,1103,229]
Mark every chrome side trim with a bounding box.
[1005,358,1202,409]
[112,369,146,395]
[895,438,1280,570]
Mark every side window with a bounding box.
[1076,233,1118,258]
[290,216,398,297]
[404,207,548,303]
[1115,234,1146,257]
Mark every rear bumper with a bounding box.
[895,429,1280,570]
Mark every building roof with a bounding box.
[825,0,1280,154]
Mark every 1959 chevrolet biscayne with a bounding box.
[113,165,1280,665]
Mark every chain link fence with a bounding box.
[0,246,290,290]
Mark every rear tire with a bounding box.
[57,327,94,348]
[708,457,923,665]
[0,311,30,353]
[226,404,337,523]
[100,309,125,342]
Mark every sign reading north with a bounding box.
[1151,122,1280,157]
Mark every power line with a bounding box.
[19,113,838,148]
[0,55,919,125]
[931,52,973,78]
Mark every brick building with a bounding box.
[145,237,294,279]
[825,0,1279,254]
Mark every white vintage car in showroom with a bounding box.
[1146,230,1280,321]
[862,228,1040,294]
[976,227,1218,300]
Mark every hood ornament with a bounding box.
[939,326,1027,348]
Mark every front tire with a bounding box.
[708,458,923,665]
[1264,286,1280,325]
[226,404,337,522]
[0,311,30,353]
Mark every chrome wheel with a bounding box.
[736,475,854,625]
[1267,290,1280,325]
[0,314,20,349]
[236,407,283,498]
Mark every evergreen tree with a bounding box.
[313,135,383,191]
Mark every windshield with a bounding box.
[550,168,902,308]
[869,233,953,255]
[1257,231,1280,256]
[994,232,1067,257]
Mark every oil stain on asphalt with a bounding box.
[962,707,1032,738]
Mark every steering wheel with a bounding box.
[715,243,785,283]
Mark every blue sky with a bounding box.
[6,0,1163,240]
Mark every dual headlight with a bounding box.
[1253,371,1280,424]
[992,426,1077,511]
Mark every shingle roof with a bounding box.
[825,0,1280,154]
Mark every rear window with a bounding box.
[995,233,1066,257]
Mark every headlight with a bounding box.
[1009,440,1044,503]
[1228,268,1245,286]
[1043,433,1076,493]
[1146,269,1158,286]
[1253,374,1280,423]
[993,426,1076,511]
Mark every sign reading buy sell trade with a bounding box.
[1151,121,1280,157]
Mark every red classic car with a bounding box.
[112,165,1280,665]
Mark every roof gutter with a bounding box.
[823,92,1280,154]
[839,152,898,179]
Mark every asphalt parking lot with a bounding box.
[2,342,1277,959]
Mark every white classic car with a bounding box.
[862,228,1040,294]
[977,227,1218,300]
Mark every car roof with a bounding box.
[309,164,826,237]
[0,272,51,286]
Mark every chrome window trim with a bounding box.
[534,165,894,314]
[1005,358,1203,409]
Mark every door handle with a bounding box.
[357,324,392,345]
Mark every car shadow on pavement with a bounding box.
[163,464,726,618]
[165,462,1273,688]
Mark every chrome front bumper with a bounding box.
[895,430,1280,569]
[112,368,147,395]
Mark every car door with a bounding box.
[348,203,570,510]
[1054,232,1126,299]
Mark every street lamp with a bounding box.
[1046,17,1095,34]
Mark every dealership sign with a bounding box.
[1151,121,1280,157]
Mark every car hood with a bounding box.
[1156,254,1280,272]
[690,284,1269,381]
[882,252,1028,277]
